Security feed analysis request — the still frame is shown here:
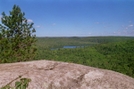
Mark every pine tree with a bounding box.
[0,5,37,63]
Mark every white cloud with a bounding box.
[96,22,100,24]
[129,21,132,23]
[125,27,128,30]
[0,15,2,20]
[123,24,134,30]
[128,24,133,27]
[113,28,134,36]
[103,26,107,28]
[122,25,124,27]
[52,23,56,26]
[88,32,92,35]
[27,19,33,23]
[36,25,41,28]
[113,31,122,35]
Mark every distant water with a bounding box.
[63,45,84,49]
[51,45,84,50]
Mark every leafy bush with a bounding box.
[1,77,31,89]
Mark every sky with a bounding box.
[0,0,134,37]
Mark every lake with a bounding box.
[51,45,84,50]
[63,45,84,48]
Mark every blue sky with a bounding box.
[0,0,134,37]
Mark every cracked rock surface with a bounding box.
[0,60,134,89]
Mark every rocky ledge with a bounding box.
[0,60,134,89]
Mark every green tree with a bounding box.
[0,5,37,63]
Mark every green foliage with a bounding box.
[94,40,134,77]
[35,37,134,78]
[1,78,31,89]
[0,5,37,63]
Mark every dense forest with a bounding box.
[35,36,134,78]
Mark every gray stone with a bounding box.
[0,60,134,89]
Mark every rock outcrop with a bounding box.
[0,60,134,89]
